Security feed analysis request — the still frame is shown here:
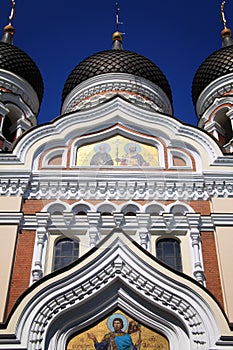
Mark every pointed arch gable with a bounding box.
[3,97,223,173]
[0,229,230,350]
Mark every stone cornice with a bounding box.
[27,175,233,200]
[2,212,232,231]
[0,171,30,195]
[0,170,232,199]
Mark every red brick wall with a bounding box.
[201,231,224,308]
[23,199,52,214]
[6,230,36,318]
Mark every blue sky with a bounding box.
[0,0,232,126]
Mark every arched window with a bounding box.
[53,238,79,271]
[156,238,182,272]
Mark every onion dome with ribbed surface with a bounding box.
[0,7,44,147]
[192,17,233,111]
[61,31,173,115]
[192,43,233,107]
[0,40,44,103]
[62,49,172,105]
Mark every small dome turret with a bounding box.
[192,1,233,116]
[61,32,172,115]
[192,1,233,151]
[0,40,44,103]
[0,1,44,150]
[62,49,172,105]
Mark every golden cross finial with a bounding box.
[221,1,227,30]
[8,0,16,26]
[116,2,120,32]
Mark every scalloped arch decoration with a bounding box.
[5,230,228,350]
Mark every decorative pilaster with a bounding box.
[186,214,205,285]
[31,213,50,283]
[87,213,100,248]
[137,214,150,250]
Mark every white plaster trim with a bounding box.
[61,73,172,115]
[2,98,37,126]
[0,169,233,199]
[41,147,68,168]
[167,149,193,169]
[144,201,165,214]
[26,173,208,200]
[0,69,40,114]
[1,98,222,166]
[42,200,70,213]
[40,201,197,217]
[13,212,216,231]
[198,96,233,129]
[0,101,9,116]
[196,73,233,118]
[204,120,226,136]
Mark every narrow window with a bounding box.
[156,238,182,272]
[53,238,79,271]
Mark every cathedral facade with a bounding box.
[0,4,233,350]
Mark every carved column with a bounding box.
[227,108,233,130]
[0,103,9,150]
[137,214,150,250]
[187,214,205,285]
[0,103,9,132]
[32,213,50,283]
[87,213,100,248]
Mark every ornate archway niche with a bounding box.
[67,310,169,350]
[1,229,231,350]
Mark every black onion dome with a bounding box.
[0,41,44,102]
[192,44,233,106]
[62,49,172,103]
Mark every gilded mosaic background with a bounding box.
[67,311,169,350]
[76,135,159,166]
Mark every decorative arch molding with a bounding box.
[200,100,233,128]
[41,200,196,215]
[71,202,92,214]
[145,202,165,214]
[167,149,193,169]
[42,200,70,213]
[196,73,233,118]
[97,202,117,214]
[0,69,40,115]
[1,230,230,350]
[3,97,222,167]
[41,147,68,168]
[167,201,195,215]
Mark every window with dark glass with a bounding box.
[53,238,79,271]
[156,238,182,272]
